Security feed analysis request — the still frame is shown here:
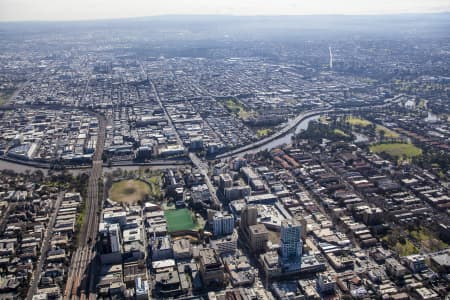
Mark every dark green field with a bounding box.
[164,208,195,232]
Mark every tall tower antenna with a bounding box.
[329,46,333,69]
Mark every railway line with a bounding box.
[63,113,106,300]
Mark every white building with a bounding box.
[212,212,235,237]
[103,211,127,226]
[99,222,122,264]
[210,230,238,255]
[135,277,149,300]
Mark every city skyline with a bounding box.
[0,2,449,299]
[1,0,450,22]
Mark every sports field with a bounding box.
[109,179,151,205]
[164,208,195,232]
[369,143,422,159]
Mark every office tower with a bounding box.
[280,219,303,263]
[212,212,234,236]
[241,205,258,228]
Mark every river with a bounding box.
[236,114,321,155]
[0,159,188,175]
[0,114,321,173]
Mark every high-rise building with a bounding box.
[219,173,233,192]
[99,222,123,264]
[240,205,268,253]
[280,219,303,270]
[297,216,307,240]
[317,273,336,294]
[241,205,258,228]
[212,212,234,236]
[224,185,251,201]
[199,248,226,287]
[249,224,269,253]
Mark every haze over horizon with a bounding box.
[1,0,450,22]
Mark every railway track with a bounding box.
[64,113,106,300]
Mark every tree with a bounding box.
[379,130,386,143]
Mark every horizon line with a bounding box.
[1,11,449,24]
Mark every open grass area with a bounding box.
[224,99,252,119]
[418,99,427,109]
[394,239,419,257]
[333,129,349,137]
[370,143,422,160]
[410,227,449,252]
[74,200,87,245]
[382,231,419,257]
[225,99,243,114]
[346,116,372,127]
[376,125,400,139]
[109,179,151,205]
[257,128,272,138]
[144,175,162,198]
[164,208,196,232]
[0,91,13,105]
[76,202,87,229]
[319,115,331,124]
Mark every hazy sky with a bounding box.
[1,0,449,22]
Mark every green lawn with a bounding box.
[74,200,87,245]
[347,116,372,127]
[395,239,419,257]
[225,99,242,112]
[224,99,252,119]
[109,179,151,204]
[164,208,196,232]
[376,125,400,139]
[0,91,13,105]
[145,175,162,198]
[417,99,427,109]
[333,129,349,137]
[410,228,449,252]
[257,128,272,138]
[319,116,331,124]
[370,143,422,159]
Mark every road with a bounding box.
[64,113,106,300]
[3,66,49,105]
[0,203,16,233]
[27,192,63,299]
[189,153,221,209]
[147,76,221,209]
[148,79,184,147]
